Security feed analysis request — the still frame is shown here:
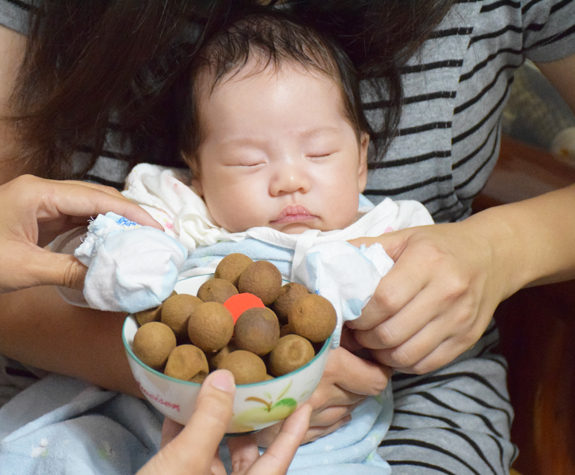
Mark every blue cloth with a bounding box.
[287,388,393,474]
[0,374,161,475]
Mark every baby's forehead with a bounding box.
[192,62,350,144]
[200,55,339,95]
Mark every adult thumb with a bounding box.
[348,229,410,262]
[24,247,88,290]
[137,371,235,475]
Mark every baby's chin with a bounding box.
[224,217,355,234]
[273,223,317,234]
[268,221,337,234]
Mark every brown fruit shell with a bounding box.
[272,283,309,324]
[196,278,238,304]
[164,344,209,381]
[215,253,254,287]
[268,334,316,376]
[161,294,203,342]
[234,307,280,356]
[217,350,267,385]
[288,294,337,343]
[238,261,282,306]
[134,306,162,326]
[188,302,234,352]
[133,322,176,371]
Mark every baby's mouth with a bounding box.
[271,205,317,224]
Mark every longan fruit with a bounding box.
[161,294,203,342]
[238,260,282,306]
[288,294,336,343]
[268,334,316,376]
[215,253,254,287]
[234,307,280,356]
[188,302,234,352]
[132,322,176,371]
[197,278,238,304]
[272,282,309,324]
[217,350,267,385]
[164,344,208,382]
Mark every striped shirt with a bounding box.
[1,0,574,225]
[363,0,575,223]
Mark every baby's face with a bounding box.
[191,61,368,234]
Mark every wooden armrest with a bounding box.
[474,135,575,475]
[473,135,575,210]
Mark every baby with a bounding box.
[116,11,432,279]
[74,11,433,474]
[181,13,370,236]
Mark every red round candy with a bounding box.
[223,293,265,323]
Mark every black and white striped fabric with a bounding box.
[1,0,574,474]
[364,0,575,224]
[367,1,574,472]
[378,320,517,475]
[366,1,574,472]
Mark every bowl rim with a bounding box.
[122,274,333,388]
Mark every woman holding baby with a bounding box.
[0,1,574,474]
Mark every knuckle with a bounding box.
[442,277,468,301]
[102,184,122,196]
[13,174,37,186]
[320,406,351,425]
[389,347,418,369]
[374,323,401,348]
[306,392,325,412]
[369,377,388,395]
[455,326,480,350]
[372,287,402,314]
[61,261,85,289]
[450,303,478,335]
[410,360,435,375]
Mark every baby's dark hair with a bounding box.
[14,0,455,180]
[179,11,372,175]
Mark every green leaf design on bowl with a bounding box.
[235,397,297,426]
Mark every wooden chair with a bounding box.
[473,136,575,475]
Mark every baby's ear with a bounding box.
[358,132,369,192]
[191,177,203,196]
[182,153,203,195]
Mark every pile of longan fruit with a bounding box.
[131,253,337,385]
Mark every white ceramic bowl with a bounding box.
[123,273,331,433]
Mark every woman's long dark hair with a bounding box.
[11,0,455,179]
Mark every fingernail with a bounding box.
[209,370,235,393]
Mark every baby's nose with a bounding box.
[269,163,311,196]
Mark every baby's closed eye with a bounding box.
[307,151,335,160]
[225,156,267,168]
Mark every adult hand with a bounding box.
[138,370,312,475]
[348,219,515,375]
[256,340,391,447]
[0,174,162,293]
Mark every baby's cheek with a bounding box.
[330,201,361,230]
[217,206,263,232]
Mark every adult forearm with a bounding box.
[464,183,575,295]
[0,285,141,397]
